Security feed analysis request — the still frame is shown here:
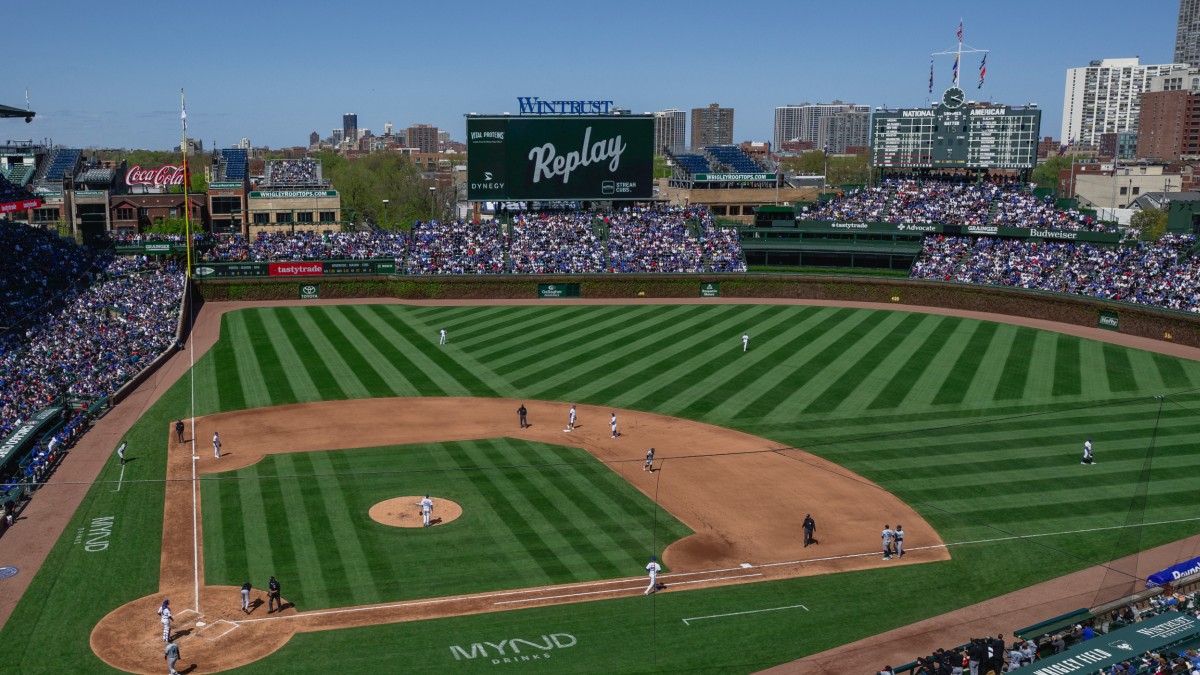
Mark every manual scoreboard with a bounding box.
[870,87,1041,170]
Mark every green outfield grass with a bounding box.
[3,302,1200,673]
[201,439,691,608]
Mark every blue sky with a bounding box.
[0,1,1180,151]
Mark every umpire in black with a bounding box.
[802,514,816,547]
[517,404,528,429]
[175,420,185,444]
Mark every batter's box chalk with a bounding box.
[195,619,238,641]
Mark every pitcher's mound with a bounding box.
[369,496,462,528]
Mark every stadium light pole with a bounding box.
[429,186,437,221]
[381,199,389,229]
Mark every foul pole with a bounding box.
[181,88,201,615]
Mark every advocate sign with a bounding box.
[468,115,653,201]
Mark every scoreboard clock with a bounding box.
[870,88,1042,170]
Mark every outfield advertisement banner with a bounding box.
[193,260,396,278]
[1015,612,1200,673]
[467,116,653,201]
[1146,556,1200,587]
[700,282,720,297]
[299,284,320,300]
[538,283,581,298]
[791,221,1123,244]
[1098,310,1119,331]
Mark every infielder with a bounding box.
[610,412,618,438]
[894,524,904,559]
[742,333,749,352]
[439,328,447,345]
[157,599,173,642]
[212,431,221,459]
[882,524,895,560]
[1081,438,1094,465]
[644,556,662,595]
[567,405,576,432]
[419,494,434,527]
[644,447,655,472]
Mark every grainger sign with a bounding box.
[126,165,186,188]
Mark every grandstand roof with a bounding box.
[0,103,33,120]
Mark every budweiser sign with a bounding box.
[125,164,186,188]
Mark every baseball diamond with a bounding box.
[3,298,1200,675]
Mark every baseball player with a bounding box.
[610,412,618,438]
[165,640,181,675]
[419,494,434,527]
[1081,438,1094,465]
[157,599,173,642]
[212,431,221,459]
[439,328,447,345]
[644,556,662,595]
[742,333,749,352]
[567,405,576,432]
[644,447,655,472]
[117,443,126,466]
[894,524,905,559]
[241,581,252,613]
[882,524,895,560]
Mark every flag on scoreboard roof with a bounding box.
[957,21,963,43]
[928,58,934,93]
[978,53,987,89]
[952,54,959,84]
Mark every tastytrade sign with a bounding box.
[467,115,652,200]
[517,97,614,115]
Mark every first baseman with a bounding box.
[882,524,895,560]
[419,494,434,527]
[157,599,173,642]
[567,405,576,432]
[644,556,662,595]
[212,431,221,459]
[894,524,905,558]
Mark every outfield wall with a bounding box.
[195,275,1200,348]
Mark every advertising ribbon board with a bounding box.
[700,282,720,297]
[299,284,320,300]
[1014,612,1200,673]
[1146,556,1200,588]
[269,262,324,277]
[538,283,580,298]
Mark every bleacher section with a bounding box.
[671,153,712,175]
[220,148,248,181]
[74,167,115,184]
[2,165,34,186]
[704,145,762,173]
[38,148,81,184]
[263,158,323,186]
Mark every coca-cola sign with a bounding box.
[125,164,186,188]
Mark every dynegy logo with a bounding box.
[449,633,577,665]
[528,126,626,185]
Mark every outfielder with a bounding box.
[157,599,173,642]
[567,405,576,432]
[212,431,221,459]
[644,447,655,472]
[117,443,125,466]
[439,328,447,345]
[742,333,749,352]
[610,412,618,438]
[419,494,434,527]
[644,556,662,595]
[1081,438,1094,465]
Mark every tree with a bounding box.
[1031,155,1072,192]
[321,152,428,229]
[147,216,189,236]
[1131,208,1168,241]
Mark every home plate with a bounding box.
[740,563,752,568]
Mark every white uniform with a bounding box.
[158,604,173,642]
[610,413,617,438]
[419,496,434,527]
[644,560,662,595]
[644,448,655,472]
[1081,440,1093,464]
[439,329,447,345]
[742,334,749,352]
[882,526,895,560]
[568,406,576,431]
[212,432,221,459]
[894,526,904,558]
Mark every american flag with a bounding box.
[957,21,963,43]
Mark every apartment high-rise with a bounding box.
[818,109,871,154]
[1178,0,1200,69]
[775,101,870,151]
[654,108,687,154]
[343,113,358,145]
[407,124,439,154]
[1061,58,1188,146]
[690,103,734,147]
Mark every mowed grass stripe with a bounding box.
[288,308,370,400]
[316,306,410,396]
[289,453,357,604]
[265,308,342,402]
[1102,343,1138,392]
[657,306,841,418]
[206,327,245,413]
[226,311,276,409]
[474,307,621,361]
[1023,330,1059,401]
[868,316,955,409]
[992,326,1037,401]
[502,305,683,384]
[483,305,638,372]
[324,451,409,584]
[203,474,230,582]
[234,463,277,588]
[240,310,299,407]
[448,440,579,582]
[732,309,886,420]
[511,305,708,393]
[339,305,444,396]
[368,305,499,397]
[1153,352,1194,389]
[1051,333,1082,397]
[305,451,379,605]
[422,306,518,340]
[271,453,332,608]
[931,321,1000,405]
[584,305,782,406]
[803,313,928,414]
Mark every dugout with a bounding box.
[740,209,925,270]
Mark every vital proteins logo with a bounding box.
[470,131,505,143]
[528,126,626,185]
[449,633,577,665]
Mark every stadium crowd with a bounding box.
[267,159,319,185]
[910,233,1200,312]
[0,223,99,328]
[404,220,506,274]
[606,207,705,273]
[508,213,605,274]
[0,175,35,206]
[800,178,1111,232]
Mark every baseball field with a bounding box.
[2,299,1200,673]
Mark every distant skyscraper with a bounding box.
[343,113,358,145]
[384,122,393,136]
[407,124,439,153]
[654,108,687,154]
[1178,0,1200,69]
[309,131,320,147]
[776,102,870,151]
[332,129,344,145]
[774,105,804,150]
[818,109,871,154]
[1062,58,1189,146]
[690,103,734,147]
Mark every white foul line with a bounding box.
[683,603,808,625]
[493,573,763,606]
[112,461,125,493]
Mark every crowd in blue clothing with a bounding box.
[800,178,1108,232]
[910,233,1200,312]
[606,207,704,273]
[201,231,409,262]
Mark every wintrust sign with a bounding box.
[126,165,186,188]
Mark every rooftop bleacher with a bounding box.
[2,165,34,186]
[672,153,712,175]
[38,148,81,184]
[704,145,762,173]
[263,158,324,187]
[75,167,115,184]
[220,148,248,181]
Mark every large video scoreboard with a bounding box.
[870,87,1041,170]
[467,115,653,201]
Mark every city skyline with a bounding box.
[0,0,1178,151]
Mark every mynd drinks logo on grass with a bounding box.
[449,633,577,665]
